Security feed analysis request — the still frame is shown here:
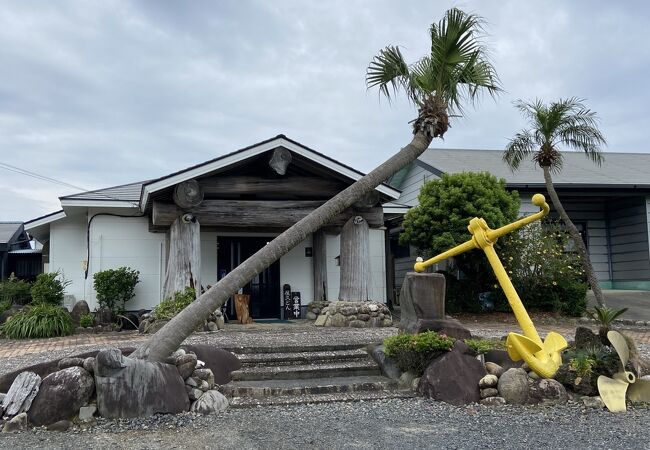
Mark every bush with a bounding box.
[31,272,70,305]
[384,331,455,375]
[497,221,588,316]
[93,267,140,315]
[152,288,196,321]
[0,303,73,339]
[464,338,504,355]
[0,275,32,306]
[79,313,94,328]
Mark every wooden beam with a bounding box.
[199,176,346,198]
[152,200,384,228]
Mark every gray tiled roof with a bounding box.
[419,149,650,186]
[60,181,144,202]
[0,222,22,244]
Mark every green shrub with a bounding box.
[79,313,94,328]
[0,275,32,306]
[497,221,588,316]
[93,267,140,315]
[152,288,196,321]
[0,303,73,339]
[464,338,504,355]
[384,331,455,375]
[31,272,70,305]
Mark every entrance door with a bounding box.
[217,236,281,319]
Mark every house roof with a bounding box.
[0,222,23,244]
[60,181,145,203]
[418,149,650,187]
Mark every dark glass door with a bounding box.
[217,236,280,319]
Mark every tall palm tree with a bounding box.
[503,98,607,307]
[134,8,500,362]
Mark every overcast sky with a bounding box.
[1,0,649,221]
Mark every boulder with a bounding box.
[58,357,85,370]
[181,345,241,385]
[94,348,189,419]
[497,368,529,405]
[418,347,486,405]
[83,357,96,374]
[78,405,97,422]
[399,272,445,325]
[480,388,499,398]
[399,371,418,389]
[47,420,72,431]
[581,395,604,409]
[192,369,215,390]
[2,412,27,432]
[95,307,112,326]
[479,374,498,389]
[367,344,401,380]
[190,390,229,415]
[480,396,506,406]
[2,371,41,417]
[484,350,522,371]
[574,327,602,350]
[70,300,91,326]
[175,353,198,379]
[206,321,219,332]
[528,379,568,405]
[28,367,94,426]
[554,363,597,396]
[0,305,23,325]
[484,362,504,378]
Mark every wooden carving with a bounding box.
[173,179,204,209]
[269,148,292,175]
[234,294,253,324]
[338,216,370,301]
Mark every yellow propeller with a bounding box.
[597,331,650,412]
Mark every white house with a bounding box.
[25,135,400,318]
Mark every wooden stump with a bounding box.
[338,216,370,301]
[312,230,328,302]
[162,216,201,301]
[234,294,253,324]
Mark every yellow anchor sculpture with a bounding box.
[414,194,568,378]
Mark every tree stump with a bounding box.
[162,216,201,301]
[338,216,370,301]
[234,294,253,324]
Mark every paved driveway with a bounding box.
[587,289,650,321]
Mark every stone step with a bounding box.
[238,348,370,366]
[221,375,398,398]
[222,343,367,355]
[231,360,381,381]
[228,389,416,408]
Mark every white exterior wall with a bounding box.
[279,234,314,304]
[325,229,386,303]
[201,231,219,288]
[49,213,87,307]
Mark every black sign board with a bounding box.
[283,284,292,320]
[290,292,301,319]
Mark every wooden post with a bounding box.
[338,216,370,301]
[312,230,327,301]
[162,215,201,301]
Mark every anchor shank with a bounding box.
[482,244,542,346]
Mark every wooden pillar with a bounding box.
[162,215,201,301]
[338,216,370,301]
[312,230,328,301]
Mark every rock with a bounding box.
[480,388,499,398]
[176,353,198,379]
[192,368,215,389]
[398,272,445,330]
[206,321,219,332]
[28,367,94,426]
[58,357,85,370]
[70,300,91,326]
[314,314,327,326]
[78,405,97,422]
[418,348,486,405]
[214,315,225,329]
[199,380,210,392]
[402,317,472,340]
[484,362,504,378]
[411,377,420,391]
[369,304,379,312]
[480,396,506,406]
[0,305,23,325]
[2,412,27,432]
[94,348,189,419]
[582,395,604,408]
[484,350,522,371]
[528,379,568,405]
[497,368,529,405]
[528,371,540,380]
[47,420,72,431]
[452,340,472,355]
[349,320,366,328]
[180,345,241,385]
[138,319,150,334]
[190,390,229,415]
[340,306,358,316]
[479,374,498,389]
[306,312,317,320]
[399,371,417,389]
[574,326,602,350]
[95,307,112,326]
[2,371,41,417]
[554,363,598,396]
[367,344,401,380]
[188,388,203,401]
[83,357,95,374]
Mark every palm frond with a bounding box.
[366,45,411,103]
[503,130,535,171]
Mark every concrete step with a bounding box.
[228,389,416,408]
[231,360,381,381]
[222,343,367,355]
[238,348,370,366]
[221,375,398,398]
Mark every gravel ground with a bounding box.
[1,397,649,449]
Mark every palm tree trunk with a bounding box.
[134,131,433,362]
[542,166,606,307]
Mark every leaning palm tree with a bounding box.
[134,8,500,362]
[503,98,607,307]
